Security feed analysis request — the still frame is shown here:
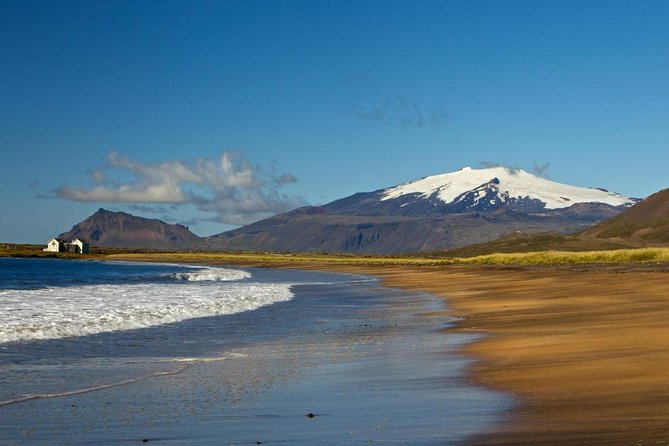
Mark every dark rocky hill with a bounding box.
[59,208,201,250]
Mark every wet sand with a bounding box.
[101,254,669,444]
[0,267,509,445]
[316,264,669,445]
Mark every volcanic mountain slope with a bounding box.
[201,167,637,255]
[581,188,669,244]
[440,187,669,257]
[438,231,633,258]
[60,208,201,250]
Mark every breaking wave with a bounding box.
[165,267,251,282]
[0,278,292,344]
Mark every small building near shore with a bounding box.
[44,238,90,254]
[68,238,90,254]
[44,238,66,252]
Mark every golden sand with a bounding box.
[105,254,669,444]
[338,265,669,445]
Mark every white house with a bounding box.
[44,238,65,252]
[68,238,90,254]
[44,238,90,254]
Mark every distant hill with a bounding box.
[581,188,669,244]
[438,232,632,258]
[59,208,201,250]
[202,166,636,255]
[439,187,669,257]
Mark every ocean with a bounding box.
[0,258,511,445]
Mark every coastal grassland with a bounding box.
[450,246,669,265]
[0,243,145,259]
[102,246,669,267]
[5,242,669,266]
[0,243,91,259]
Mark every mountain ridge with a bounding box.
[58,168,643,254]
[202,166,636,254]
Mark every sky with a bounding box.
[2,0,669,243]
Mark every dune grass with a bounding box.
[103,247,669,267]
[455,247,669,265]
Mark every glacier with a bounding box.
[381,166,634,210]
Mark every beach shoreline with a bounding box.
[102,254,669,445]
[0,260,509,445]
[303,263,669,445]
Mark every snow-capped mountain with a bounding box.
[322,166,636,217]
[203,166,637,254]
[381,166,634,211]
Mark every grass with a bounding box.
[5,243,669,267]
[104,247,669,267]
[0,243,89,259]
[454,247,669,265]
[0,244,147,259]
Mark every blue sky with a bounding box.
[2,0,669,242]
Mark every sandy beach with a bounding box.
[83,253,669,444]
[318,263,669,445]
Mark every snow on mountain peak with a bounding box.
[380,166,634,210]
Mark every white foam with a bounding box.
[0,279,293,344]
[165,267,251,281]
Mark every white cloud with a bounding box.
[56,151,306,225]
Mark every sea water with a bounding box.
[0,258,350,405]
[0,259,283,343]
[0,258,511,445]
